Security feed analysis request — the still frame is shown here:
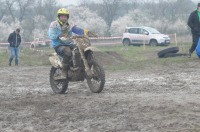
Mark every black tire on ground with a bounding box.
[86,52,105,93]
[157,47,179,58]
[123,39,130,46]
[50,67,68,94]
[163,53,188,58]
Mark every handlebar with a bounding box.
[71,34,98,39]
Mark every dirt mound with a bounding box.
[94,51,128,66]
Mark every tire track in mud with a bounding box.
[0,64,200,131]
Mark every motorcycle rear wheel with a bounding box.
[50,67,68,94]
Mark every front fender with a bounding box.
[84,46,99,53]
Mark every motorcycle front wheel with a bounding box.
[50,67,68,94]
[86,53,105,93]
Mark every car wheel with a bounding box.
[30,44,35,49]
[123,39,130,46]
[150,40,158,46]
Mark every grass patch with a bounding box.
[0,50,9,66]
[0,43,198,71]
[96,43,198,71]
[0,48,51,67]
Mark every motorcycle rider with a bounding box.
[48,8,90,78]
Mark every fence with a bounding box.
[0,33,191,51]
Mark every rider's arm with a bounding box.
[71,26,89,36]
[48,22,62,40]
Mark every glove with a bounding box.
[59,37,68,41]
[84,29,89,36]
[87,31,98,37]
[57,33,64,39]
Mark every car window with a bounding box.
[145,27,160,34]
[138,29,149,34]
[138,28,143,34]
[128,28,138,34]
[143,29,148,33]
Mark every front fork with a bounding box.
[77,46,93,77]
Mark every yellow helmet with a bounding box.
[57,8,69,15]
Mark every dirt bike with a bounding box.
[49,35,105,94]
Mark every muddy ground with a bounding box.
[1,61,200,132]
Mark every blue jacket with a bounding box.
[48,20,85,48]
[196,38,200,58]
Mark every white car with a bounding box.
[30,38,50,48]
[122,26,170,46]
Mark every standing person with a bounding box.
[48,8,91,78]
[7,28,21,66]
[187,3,200,57]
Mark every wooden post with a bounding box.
[143,37,146,50]
[174,33,178,46]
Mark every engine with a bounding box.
[68,48,85,81]
[72,48,81,68]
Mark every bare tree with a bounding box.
[21,18,36,41]
[43,0,58,22]
[79,0,120,36]
[16,0,35,22]
[0,1,6,20]
[174,0,195,18]
[143,0,195,21]
[34,0,43,16]
[100,0,120,36]
[5,0,16,22]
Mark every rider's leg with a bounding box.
[55,45,72,78]
[62,46,72,69]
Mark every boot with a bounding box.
[60,64,69,79]
[188,51,192,58]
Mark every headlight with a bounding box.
[163,37,170,39]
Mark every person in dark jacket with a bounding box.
[7,28,21,66]
[187,3,200,57]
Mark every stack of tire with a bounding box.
[157,46,187,58]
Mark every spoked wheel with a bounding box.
[86,52,105,93]
[50,67,68,94]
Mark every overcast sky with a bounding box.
[57,0,199,6]
[57,0,80,5]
